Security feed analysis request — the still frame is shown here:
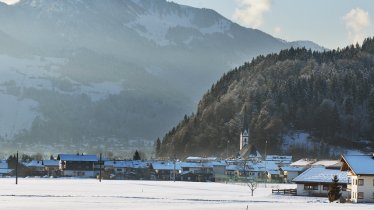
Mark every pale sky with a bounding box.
[171,0,374,49]
[1,0,373,49]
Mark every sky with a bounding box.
[170,0,374,49]
[1,0,373,49]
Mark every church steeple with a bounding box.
[240,106,250,151]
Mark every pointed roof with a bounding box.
[239,144,261,159]
[340,154,374,175]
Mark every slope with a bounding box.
[159,38,374,159]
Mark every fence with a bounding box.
[272,188,297,196]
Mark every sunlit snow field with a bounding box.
[0,178,372,210]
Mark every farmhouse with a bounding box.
[57,154,98,178]
[293,167,349,197]
[340,154,374,203]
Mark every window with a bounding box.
[358,179,364,186]
[358,192,364,199]
[304,184,318,190]
[323,185,329,191]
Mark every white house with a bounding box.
[340,154,374,203]
[293,167,349,197]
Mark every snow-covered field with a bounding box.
[0,179,372,210]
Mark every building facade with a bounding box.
[340,154,374,203]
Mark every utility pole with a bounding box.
[226,140,229,159]
[15,151,18,185]
[173,155,176,182]
[99,153,102,182]
[264,140,268,188]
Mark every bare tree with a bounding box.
[247,178,257,197]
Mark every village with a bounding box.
[1,123,373,204]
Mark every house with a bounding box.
[177,171,199,182]
[57,154,98,178]
[104,160,151,180]
[340,154,374,203]
[280,166,305,183]
[225,159,279,181]
[42,160,60,177]
[266,155,293,167]
[293,167,349,197]
[152,161,181,180]
[23,160,46,176]
[0,160,12,177]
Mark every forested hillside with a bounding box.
[158,37,374,159]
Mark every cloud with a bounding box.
[343,8,371,44]
[0,0,19,5]
[232,0,271,28]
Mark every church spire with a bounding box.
[240,105,250,151]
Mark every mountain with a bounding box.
[158,38,374,159]
[0,0,324,155]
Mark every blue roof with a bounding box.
[293,167,348,184]
[281,166,305,172]
[104,160,149,169]
[152,161,181,170]
[57,154,98,162]
[341,154,374,175]
[43,160,59,167]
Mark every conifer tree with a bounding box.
[133,150,141,160]
[328,175,341,202]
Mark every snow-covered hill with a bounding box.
[0,0,325,153]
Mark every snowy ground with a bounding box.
[0,179,372,210]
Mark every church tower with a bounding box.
[239,107,250,151]
[240,128,249,150]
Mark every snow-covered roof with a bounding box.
[280,166,305,172]
[266,155,292,162]
[312,160,341,168]
[57,154,98,162]
[42,160,59,167]
[267,170,280,175]
[0,160,8,169]
[226,164,240,171]
[180,162,201,168]
[293,167,348,184]
[290,159,317,167]
[341,154,374,175]
[105,160,149,169]
[152,161,181,171]
[185,157,218,162]
[0,168,12,174]
[23,160,44,168]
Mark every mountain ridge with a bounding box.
[0,0,325,155]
